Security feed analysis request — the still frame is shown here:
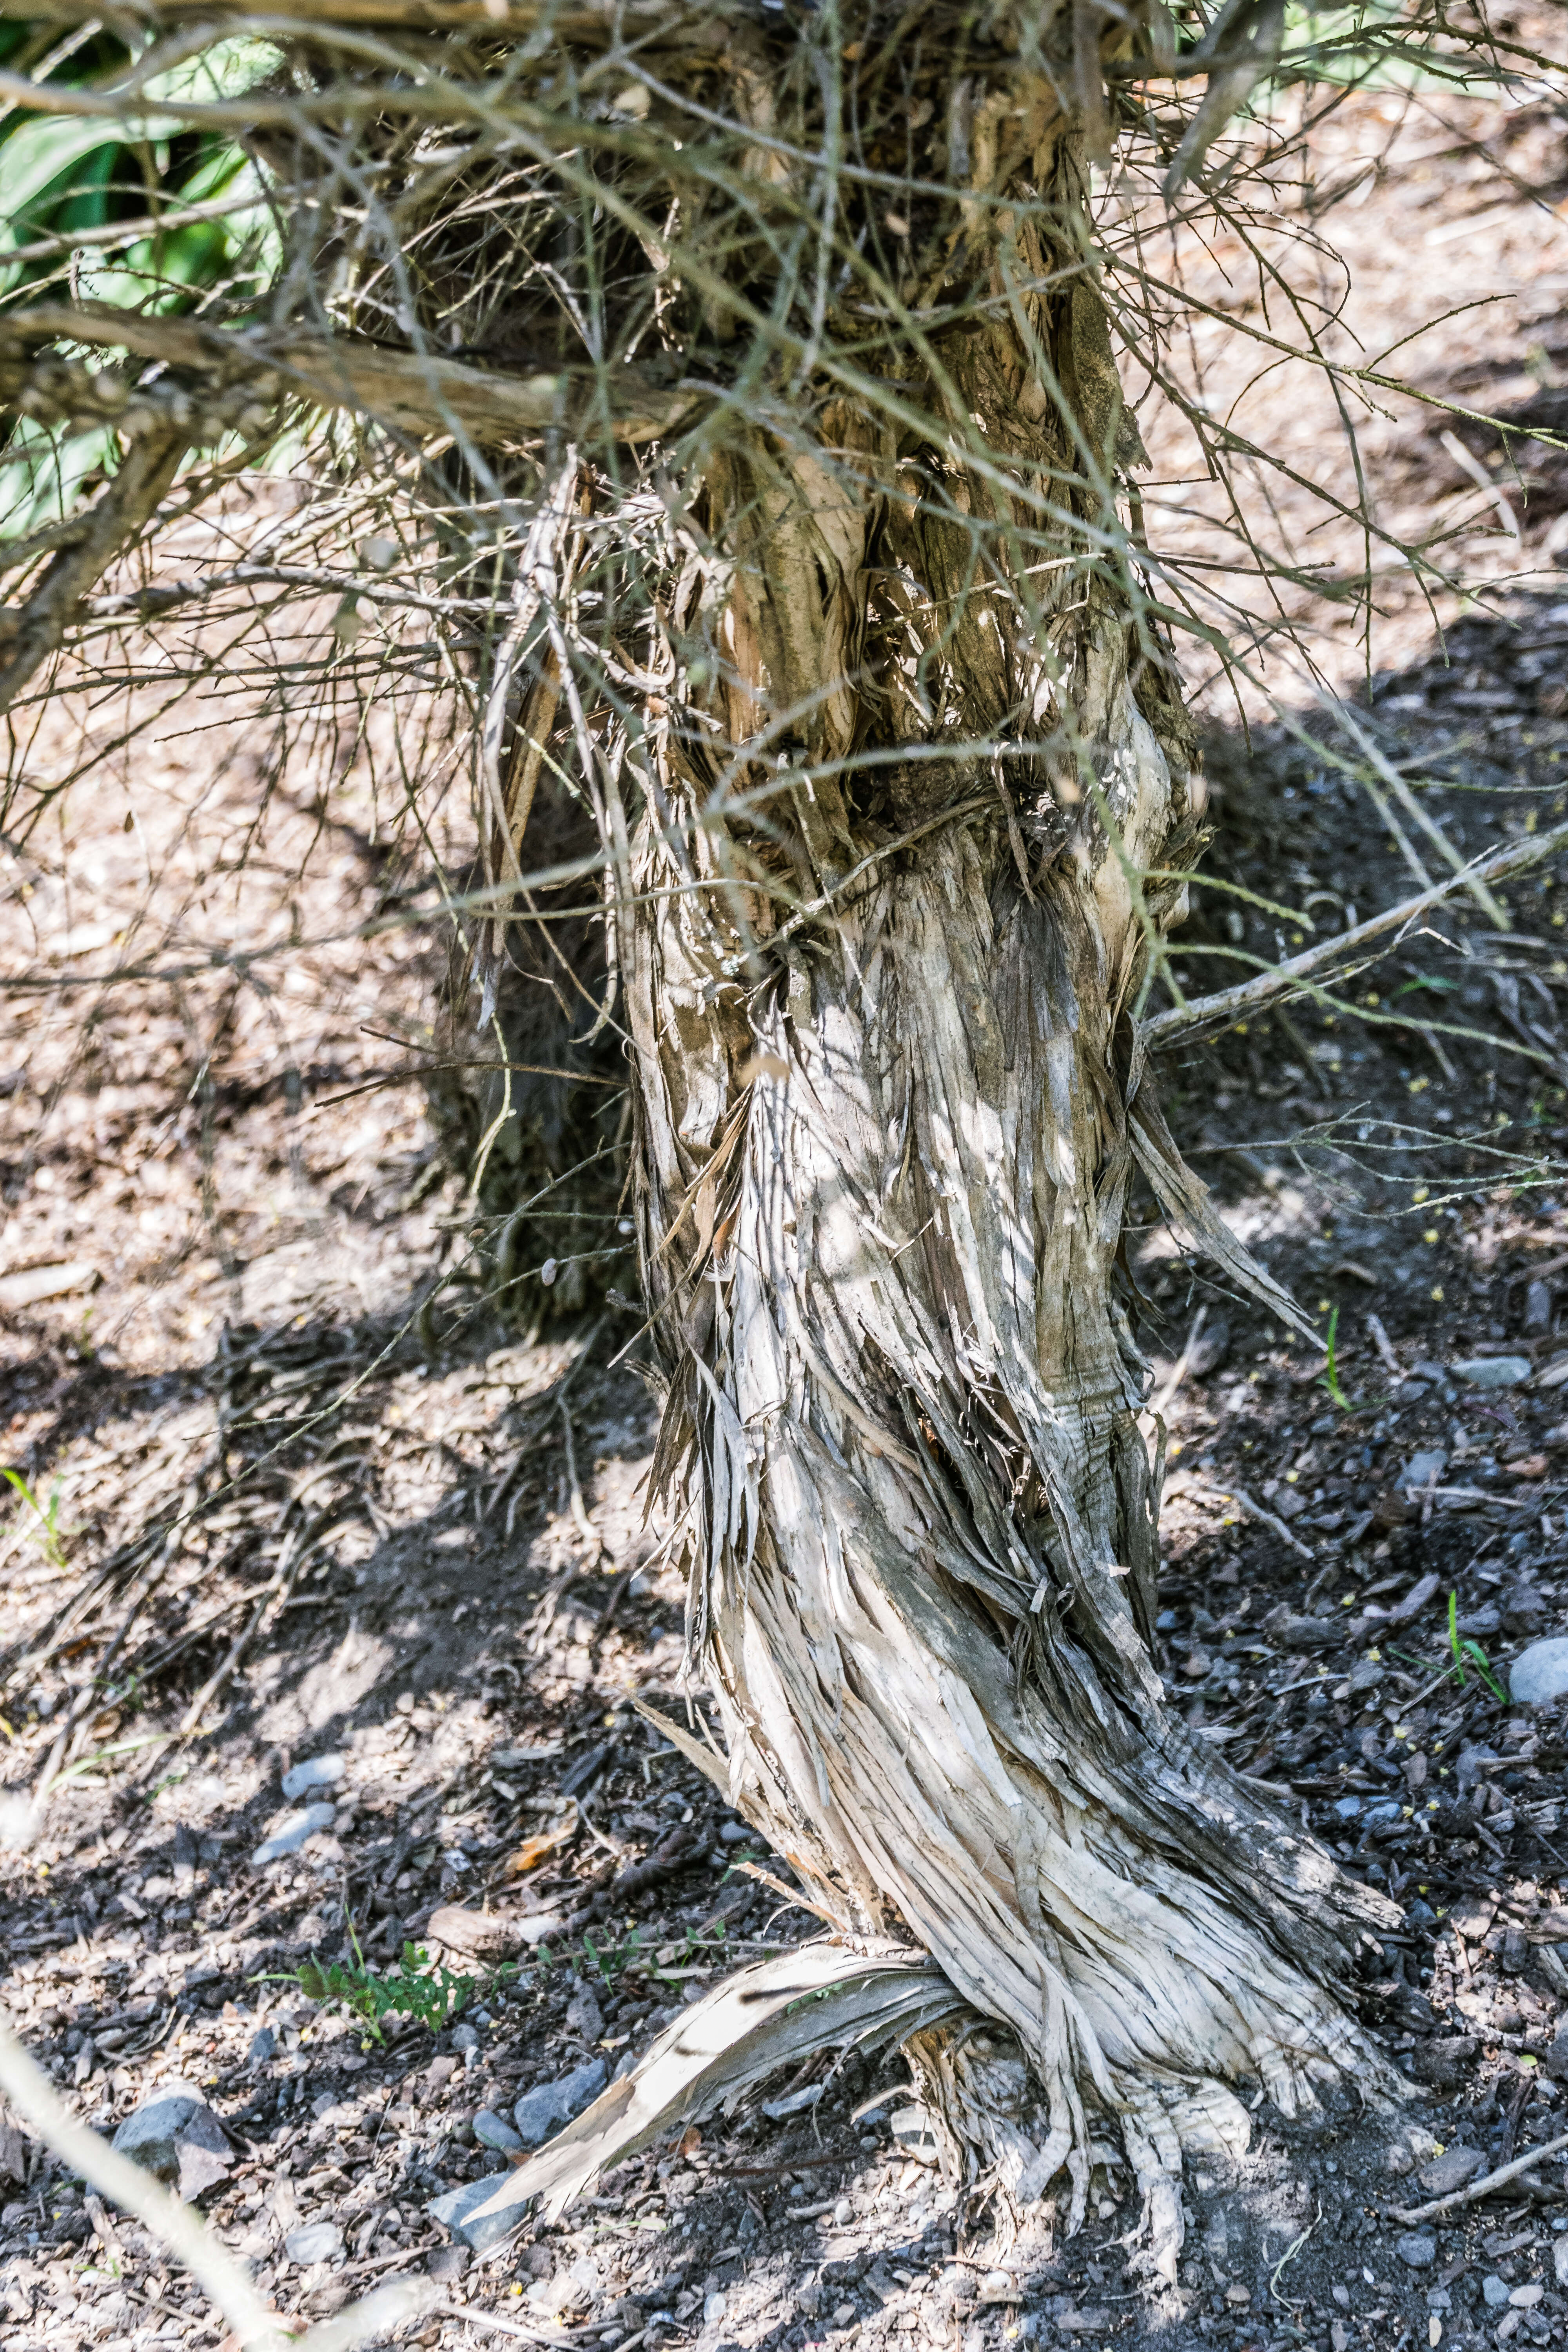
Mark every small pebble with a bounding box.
[1512,1637,1568,1706]
[285,2221,343,2267]
[1397,2233,1436,2271]
[473,2109,523,2153]
[251,1802,336,1865]
[111,2088,232,2198]
[1483,2276,1511,2308]
[1417,2147,1484,2195]
[1451,1355,1531,1389]
[514,2057,608,2147]
[281,1751,345,1800]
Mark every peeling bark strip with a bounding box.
[470,1944,967,2234]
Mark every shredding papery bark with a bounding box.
[592,13,1403,2291]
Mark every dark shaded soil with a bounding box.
[11,227,1568,2352]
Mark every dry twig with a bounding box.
[1387,2129,1568,2226]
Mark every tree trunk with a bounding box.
[617,85,1397,2275]
[0,0,1414,2279]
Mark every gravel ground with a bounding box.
[11,74,1568,2352]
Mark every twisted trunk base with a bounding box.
[618,615,1400,2278]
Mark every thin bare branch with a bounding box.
[0,422,188,717]
[0,303,709,446]
[1140,819,1568,1053]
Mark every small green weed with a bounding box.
[3,1466,67,1568]
[258,1919,477,2043]
[1446,1589,1508,1702]
[1317,1307,1352,1413]
[1393,974,1460,998]
[576,1922,730,1990]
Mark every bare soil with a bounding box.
[11,80,1568,2352]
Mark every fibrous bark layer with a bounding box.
[608,137,1398,2277]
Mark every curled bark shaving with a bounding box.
[456,1942,967,2234]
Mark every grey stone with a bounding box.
[474,2108,523,2153]
[1399,1449,1447,1493]
[428,2243,470,2284]
[285,2221,343,2267]
[719,1820,753,1844]
[281,1752,345,1800]
[1396,2233,1436,2270]
[762,2083,825,2121]
[1511,2284,1544,2309]
[428,1902,563,1959]
[1452,1356,1532,1390]
[564,1986,604,2044]
[1426,2291,1451,2314]
[513,2057,607,2147]
[177,2140,232,2201]
[111,2089,230,2196]
[1417,2145,1486,2195]
[1483,2275,1510,2308]
[451,2022,479,2051]
[246,2026,276,2067]
[250,1802,336,1865]
[1511,1638,1568,1706]
[314,2098,363,2131]
[429,2169,533,2255]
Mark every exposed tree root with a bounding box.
[469,1925,1401,2281]
[463,1942,966,2235]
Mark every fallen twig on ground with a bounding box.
[1193,1482,1316,1563]
[1386,2128,1568,2224]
